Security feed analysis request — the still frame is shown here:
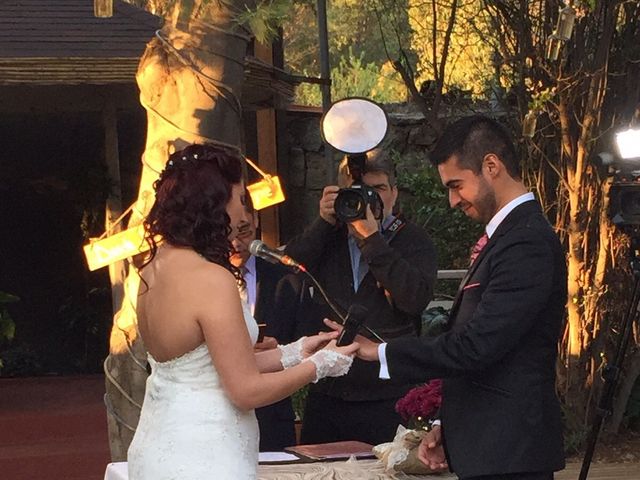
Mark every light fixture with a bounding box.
[544,3,576,61]
[84,224,149,271]
[522,111,538,138]
[555,5,577,42]
[244,157,286,210]
[545,35,563,61]
[94,0,113,18]
[615,128,640,160]
[320,97,388,154]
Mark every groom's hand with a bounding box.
[301,331,340,358]
[417,425,448,471]
[323,318,380,361]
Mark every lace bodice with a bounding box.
[127,302,260,480]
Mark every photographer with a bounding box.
[284,149,437,445]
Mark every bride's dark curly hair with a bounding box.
[141,143,244,282]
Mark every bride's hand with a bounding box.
[305,339,359,382]
[301,331,340,358]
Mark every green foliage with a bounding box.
[528,87,555,112]
[284,1,413,77]
[0,344,43,377]
[291,384,309,420]
[561,402,588,454]
[285,0,417,106]
[235,0,291,44]
[394,152,483,270]
[0,291,18,342]
[57,287,111,372]
[0,292,19,373]
[407,0,496,97]
[295,49,407,105]
[421,306,449,337]
[624,376,640,431]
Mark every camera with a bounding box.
[334,153,384,223]
[609,179,640,226]
[320,97,390,223]
[605,125,640,226]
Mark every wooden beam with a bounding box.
[102,99,126,315]
[0,84,141,114]
[254,42,280,247]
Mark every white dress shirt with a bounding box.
[241,255,257,316]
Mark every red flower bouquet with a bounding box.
[395,379,442,431]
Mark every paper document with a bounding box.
[258,451,300,463]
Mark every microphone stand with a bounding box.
[579,234,640,479]
[300,267,386,343]
[251,239,386,343]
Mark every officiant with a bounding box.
[230,192,298,451]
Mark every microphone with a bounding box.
[336,304,368,346]
[249,240,305,271]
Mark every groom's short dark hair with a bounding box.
[430,115,520,179]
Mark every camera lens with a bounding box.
[335,189,367,222]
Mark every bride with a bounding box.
[127,144,358,480]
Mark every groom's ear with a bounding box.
[482,154,501,178]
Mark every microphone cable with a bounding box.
[298,266,386,344]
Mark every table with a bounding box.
[104,459,456,479]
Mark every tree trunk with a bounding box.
[104,0,255,460]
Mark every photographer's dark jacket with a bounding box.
[284,217,437,401]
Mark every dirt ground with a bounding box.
[0,375,110,480]
[0,374,638,480]
[567,430,640,464]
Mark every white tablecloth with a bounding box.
[104,460,455,480]
[104,462,128,480]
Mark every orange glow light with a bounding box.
[247,175,285,210]
[83,225,148,271]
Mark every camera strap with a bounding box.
[374,215,407,315]
[381,215,406,244]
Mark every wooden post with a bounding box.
[102,97,126,314]
[254,42,280,247]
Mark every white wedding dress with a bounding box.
[128,303,260,479]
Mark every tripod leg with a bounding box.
[578,276,640,479]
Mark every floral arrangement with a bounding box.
[395,379,442,431]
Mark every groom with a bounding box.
[329,115,567,480]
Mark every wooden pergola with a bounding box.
[0,0,297,266]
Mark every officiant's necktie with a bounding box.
[239,266,249,305]
[469,232,489,266]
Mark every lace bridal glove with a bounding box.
[278,337,354,382]
[278,337,306,369]
[304,349,353,383]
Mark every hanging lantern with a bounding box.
[244,157,286,210]
[523,111,538,139]
[94,0,113,18]
[555,5,576,41]
[545,35,563,61]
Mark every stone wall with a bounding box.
[277,108,438,242]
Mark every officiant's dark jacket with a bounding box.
[253,257,298,451]
[386,201,567,479]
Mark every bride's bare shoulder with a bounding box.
[142,246,236,287]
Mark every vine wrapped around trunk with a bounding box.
[104,0,256,460]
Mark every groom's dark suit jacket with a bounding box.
[386,201,567,478]
[253,257,298,451]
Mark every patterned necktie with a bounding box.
[469,232,489,266]
[239,266,249,305]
